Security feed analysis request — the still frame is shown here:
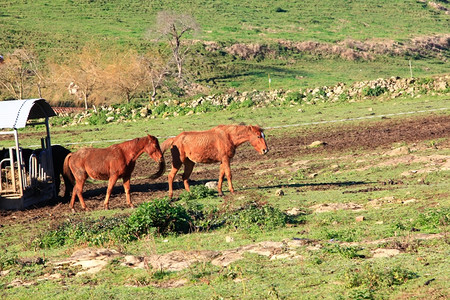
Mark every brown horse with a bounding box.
[63,135,165,211]
[161,124,269,198]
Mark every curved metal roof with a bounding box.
[0,99,56,129]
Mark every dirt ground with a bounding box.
[1,113,449,224]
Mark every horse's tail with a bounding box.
[160,137,175,153]
[149,157,166,179]
[63,153,75,187]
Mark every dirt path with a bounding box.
[1,113,449,224]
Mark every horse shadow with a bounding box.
[257,180,373,191]
[54,179,373,207]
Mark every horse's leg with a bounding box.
[104,175,119,210]
[182,159,195,192]
[69,185,78,210]
[168,147,182,198]
[122,176,133,208]
[218,163,226,196]
[70,178,87,211]
[223,160,235,194]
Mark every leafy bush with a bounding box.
[285,91,304,103]
[50,116,73,126]
[87,110,108,125]
[193,101,223,113]
[119,198,192,242]
[362,86,388,97]
[0,252,19,270]
[35,215,129,248]
[178,185,223,231]
[178,185,216,202]
[323,244,364,259]
[321,228,360,242]
[343,264,418,289]
[227,202,287,233]
[414,208,449,233]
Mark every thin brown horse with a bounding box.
[161,124,269,198]
[63,135,165,211]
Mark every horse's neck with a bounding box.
[227,126,251,147]
[120,139,146,163]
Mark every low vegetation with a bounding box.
[0,95,448,299]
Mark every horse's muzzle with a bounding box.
[262,148,269,155]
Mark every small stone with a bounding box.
[205,181,218,190]
[371,248,401,258]
[384,146,410,156]
[286,208,301,216]
[355,216,365,222]
[226,236,234,243]
[275,189,284,196]
[307,141,327,148]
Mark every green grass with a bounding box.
[0,0,449,94]
[1,0,448,49]
[0,96,449,299]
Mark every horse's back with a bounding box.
[174,129,233,163]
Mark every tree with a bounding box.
[140,50,171,101]
[0,49,42,99]
[150,11,200,80]
[105,50,147,103]
[63,46,104,110]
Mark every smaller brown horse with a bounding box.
[161,124,269,198]
[63,135,165,211]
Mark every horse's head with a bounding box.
[144,135,163,161]
[249,126,269,155]
[145,135,166,179]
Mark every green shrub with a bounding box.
[227,202,287,233]
[323,244,364,259]
[87,110,108,125]
[321,228,360,242]
[362,86,388,97]
[0,252,19,270]
[343,264,418,289]
[178,185,217,202]
[414,208,449,233]
[120,198,192,242]
[285,91,304,103]
[35,215,128,248]
[50,116,73,126]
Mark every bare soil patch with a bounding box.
[0,114,448,224]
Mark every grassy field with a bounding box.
[1,0,449,48]
[0,96,449,299]
[0,0,449,92]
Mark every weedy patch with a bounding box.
[226,201,288,233]
[342,263,418,293]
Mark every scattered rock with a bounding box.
[275,189,285,196]
[384,146,410,156]
[308,141,327,148]
[53,248,121,276]
[355,216,365,222]
[402,198,417,205]
[205,181,218,190]
[371,248,401,258]
[310,202,364,213]
[286,207,302,216]
[226,236,234,243]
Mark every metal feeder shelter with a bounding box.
[0,99,57,210]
